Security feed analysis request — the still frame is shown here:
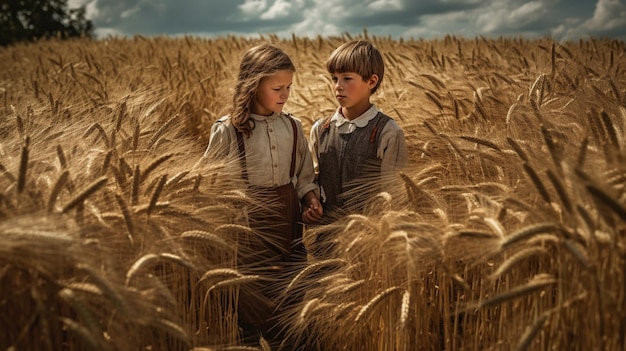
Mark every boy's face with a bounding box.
[331,72,378,112]
[252,69,293,116]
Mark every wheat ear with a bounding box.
[522,163,551,204]
[474,275,556,310]
[58,288,102,341]
[149,318,189,347]
[76,263,128,312]
[47,170,69,213]
[59,318,100,350]
[147,116,178,149]
[460,135,502,152]
[198,268,242,285]
[147,174,167,216]
[114,193,134,243]
[586,184,626,222]
[56,144,67,169]
[61,176,108,213]
[502,222,561,249]
[141,153,173,184]
[17,138,29,194]
[546,169,572,213]
[490,247,548,280]
[515,312,549,351]
[207,275,262,293]
[126,253,160,285]
[0,163,16,183]
[285,258,347,294]
[600,110,619,148]
[355,286,402,323]
[126,253,195,286]
[506,137,529,162]
[131,165,140,206]
[181,230,234,253]
[400,289,411,329]
[299,298,321,325]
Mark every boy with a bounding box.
[307,40,408,219]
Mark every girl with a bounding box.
[203,43,323,346]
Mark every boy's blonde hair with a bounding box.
[326,40,385,94]
[231,43,295,137]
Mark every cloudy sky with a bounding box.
[69,0,626,41]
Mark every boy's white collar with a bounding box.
[332,105,379,128]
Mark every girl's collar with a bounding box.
[250,111,281,121]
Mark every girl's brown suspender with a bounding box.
[235,116,298,182]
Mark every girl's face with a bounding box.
[252,69,293,116]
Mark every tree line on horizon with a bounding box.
[0,0,93,46]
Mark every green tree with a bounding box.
[0,0,93,46]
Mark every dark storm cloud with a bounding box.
[88,0,304,36]
[71,0,626,40]
[342,0,483,26]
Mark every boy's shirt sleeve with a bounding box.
[309,119,322,176]
[379,121,408,174]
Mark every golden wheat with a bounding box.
[1,35,625,351]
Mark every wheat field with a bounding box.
[1,33,625,350]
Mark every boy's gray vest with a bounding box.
[317,112,391,212]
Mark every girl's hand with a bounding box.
[302,197,323,223]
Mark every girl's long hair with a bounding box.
[231,43,295,137]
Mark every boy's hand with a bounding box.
[302,197,323,223]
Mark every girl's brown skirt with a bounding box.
[236,183,305,339]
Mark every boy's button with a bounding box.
[272,145,276,149]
